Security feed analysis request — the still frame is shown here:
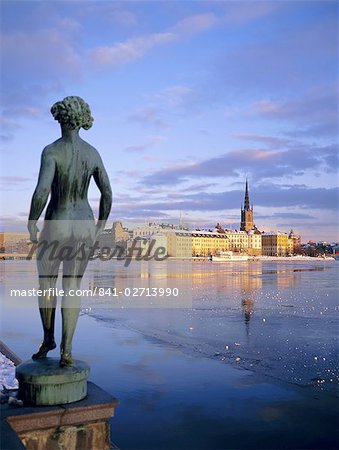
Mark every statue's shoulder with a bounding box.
[41,141,60,159]
[81,139,97,152]
[79,139,102,164]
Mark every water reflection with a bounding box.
[2,259,338,391]
[242,298,255,340]
[85,260,193,308]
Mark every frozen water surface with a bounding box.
[1,259,338,449]
[87,260,338,391]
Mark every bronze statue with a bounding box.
[28,96,112,367]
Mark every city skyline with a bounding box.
[1,1,338,241]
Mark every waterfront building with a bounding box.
[288,229,301,254]
[133,224,163,238]
[133,221,188,239]
[112,221,130,243]
[191,230,229,257]
[166,231,192,258]
[98,221,130,250]
[261,232,291,256]
[97,229,114,249]
[219,229,249,252]
[127,234,167,257]
[134,224,261,257]
[167,230,229,257]
[247,229,262,256]
[0,232,30,254]
[214,227,262,256]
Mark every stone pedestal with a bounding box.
[1,382,119,450]
[16,358,90,406]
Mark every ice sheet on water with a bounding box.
[89,260,338,393]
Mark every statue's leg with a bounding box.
[32,242,61,359]
[60,242,91,367]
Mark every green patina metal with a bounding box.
[16,358,90,405]
[28,96,112,368]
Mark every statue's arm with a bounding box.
[93,154,112,236]
[28,148,55,242]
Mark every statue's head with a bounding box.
[51,96,94,130]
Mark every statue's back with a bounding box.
[45,138,100,222]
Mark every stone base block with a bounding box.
[2,382,119,450]
[16,358,90,405]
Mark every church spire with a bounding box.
[244,179,250,211]
[240,178,254,232]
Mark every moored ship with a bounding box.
[210,251,249,262]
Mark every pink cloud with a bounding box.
[172,13,219,36]
[89,12,219,67]
[89,32,177,66]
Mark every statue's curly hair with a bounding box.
[50,96,94,130]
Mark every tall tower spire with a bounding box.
[244,179,250,211]
[240,179,254,231]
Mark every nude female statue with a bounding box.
[28,96,112,367]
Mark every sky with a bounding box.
[0,1,338,242]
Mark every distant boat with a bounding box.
[210,251,249,262]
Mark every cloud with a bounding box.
[252,90,336,124]
[75,3,138,28]
[0,217,28,232]
[0,117,22,142]
[249,86,338,139]
[105,184,338,217]
[124,135,166,153]
[0,134,13,143]
[89,12,219,67]
[127,105,169,129]
[127,82,215,132]
[89,32,176,66]
[145,135,166,145]
[285,122,338,139]
[256,212,316,220]
[171,13,219,36]
[124,145,148,153]
[1,26,82,127]
[234,134,291,148]
[152,84,213,113]
[140,143,337,186]
[0,2,86,123]
[111,206,170,220]
[0,176,31,185]
[182,183,218,192]
[154,85,194,107]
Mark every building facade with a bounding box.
[262,232,290,256]
[247,229,262,256]
[0,232,30,255]
[112,221,130,243]
[191,231,229,257]
[166,231,192,258]
[288,229,301,254]
[127,234,168,257]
